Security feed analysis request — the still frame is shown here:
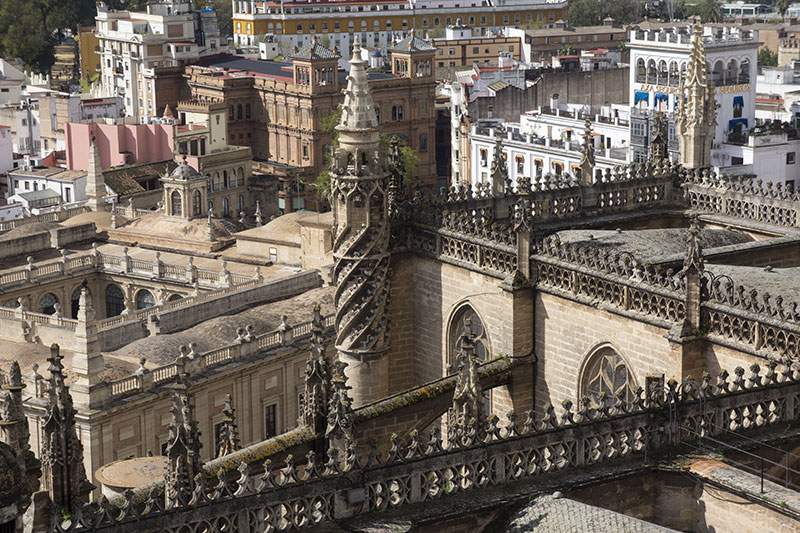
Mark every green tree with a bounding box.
[380,134,419,185]
[758,47,778,67]
[313,109,342,201]
[566,0,643,26]
[698,0,723,23]
[778,0,790,20]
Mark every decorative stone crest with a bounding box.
[164,378,203,508]
[448,318,486,446]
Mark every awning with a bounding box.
[733,96,744,107]
[655,93,669,102]
[634,91,649,105]
[728,118,748,131]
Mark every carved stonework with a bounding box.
[164,379,203,508]
[0,361,40,506]
[675,23,716,169]
[40,344,92,513]
[448,318,486,446]
[578,118,595,185]
[649,111,669,164]
[325,359,354,449]
[216,394,240,458]
[302,305,331,435]
[331,36,391,387]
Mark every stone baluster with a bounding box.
[253,266,263,282]
[220,260,232,287]
[91,242,101,268]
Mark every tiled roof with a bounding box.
[292,36,340,60]
[103,159,177,196]
[488,80,509,92]
[389,32,437,53]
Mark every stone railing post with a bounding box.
[220,260,232,288]
[121,247,131,273]
[91,242,101,268]
[186,256,198,283]
[24,256,35,283]
[59,248,68,275]
[154,252,164,279]
[278,315,292,345]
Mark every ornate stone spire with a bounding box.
[330,34,391,407]
[578,118,595,185]
[490,125,510,196]
[164,379,203,508]
[40,344,92,514]
[85,135,107,211]
[325,359,354,450]
[215,394,240,458]
[447,318,486,446]
[302,305,331,435]
[649,111,669,164]
[71,279,103,408]
[387,137,405,219]
[680,215,704,338]
[675,23,716,169]
[1,361,41,506]
[682,214,704,275]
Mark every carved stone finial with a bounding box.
[578,118,595,186]
[216,394,240,458]
[164,383,202,508]
[447,318,486,446]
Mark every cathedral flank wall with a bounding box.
[0,231,50,260]
[534,291,679,411]
[389,254,525,392]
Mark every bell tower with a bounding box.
[330,36,391,407]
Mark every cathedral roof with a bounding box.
[292,35,339,60]
[389,30,437,53]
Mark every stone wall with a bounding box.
[469,68,630,122]
[0,231,50,260]
[534,291,680,411]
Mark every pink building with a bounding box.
[65,122,175,171]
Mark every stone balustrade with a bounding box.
[0,205,89,233]
[0,244,252,293]
[55,361,800,533]
[683,171,800,228]
[105,313,336,402]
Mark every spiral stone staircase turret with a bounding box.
[330,36,391,407]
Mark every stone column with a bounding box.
[71,282,104,408]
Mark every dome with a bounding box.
[169,161,201,180]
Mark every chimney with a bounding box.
[23,154,31,170]
[550,93,559,110]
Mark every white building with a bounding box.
[628,25,758,167]
[7,165,87,207]
[0,125,13,173]
[95,0,225,118]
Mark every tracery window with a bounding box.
[171,191,182,217]
[581,347,637,407]
[192,190,202,216]
[106,284,125,317]
[38,293,59,315]
[448,305,489,368]
[136,289,155,310]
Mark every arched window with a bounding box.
[168,294,183,302]
[38,293,59,315]
[375,106,381,123]
[213,173,221,191]
[71,286,83,318]
[397,105,404,120]
[136,290,155,310]
[223,197,230,217]
[229,105,234,120]
[391,106,397,121]
[581,346,637,408]
[237,104,243,120]
[739,59,751,83]
[238,194,244,213]
[105,284,125,317]
[245,103,251,119]
[192,190,202,216]
[448,305,490,368]
[223,170,230,189]
[171,191,182,217]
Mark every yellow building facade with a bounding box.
[232,0,568,52]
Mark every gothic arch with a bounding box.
[135,289,155,310]
[578,342,639,407]
[105,283,125,317]
[445,302,492,372]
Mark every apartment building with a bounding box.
[95,0,226,117]
[432,21,521,69]
[231,0,566,66]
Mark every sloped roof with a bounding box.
[389,31,437,53]
[102,159,177,196]
[292,36,339,60]
[488,80,509,92]
[17,189,61,202]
